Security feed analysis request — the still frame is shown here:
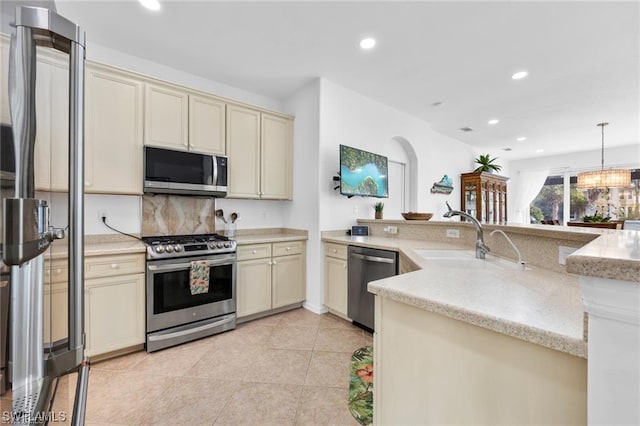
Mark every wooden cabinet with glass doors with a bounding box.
[460,172,509,224]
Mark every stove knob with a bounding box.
[155,245,165,254]
[217,242,225,248]
[174,244,183,252]
[165,245,174,253]
[224,242,231,248]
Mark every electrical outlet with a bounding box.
[98,210,109,221]
[446,229,460,238]
[558,246,577,265]
[384,226,398,234]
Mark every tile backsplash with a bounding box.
[142,194,215,236]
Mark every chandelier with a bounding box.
[576,122,631,189]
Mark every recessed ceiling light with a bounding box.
[139,0,161,11]
[512,71,528,80]
[516,136,526,142]
[488,119,499,125]
[535,149,544,153]
[360,38,376,49]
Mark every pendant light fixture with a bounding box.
[576,122,631,189]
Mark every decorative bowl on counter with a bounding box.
[401,212,433,221]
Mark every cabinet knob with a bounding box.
[332,249,337,253]
[286,247,291,251]
[252,250,257,254]
[85,181,91,187]
[55,269,62,275]
[268,260,272,265]
[343,264,347,269]
[110,263,119,269]
[272,260,277,265]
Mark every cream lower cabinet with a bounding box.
[44,253,145,358]
[323,243,349,319]
[237,241,306,318]
[84,273,145,357]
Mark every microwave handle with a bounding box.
[212,156,218,186]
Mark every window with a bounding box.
[530,175,564,223]
[530,169,640,224]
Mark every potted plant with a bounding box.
[473,154,502,173]
[373,202,384,219]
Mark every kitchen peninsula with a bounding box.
[323,220,638,425]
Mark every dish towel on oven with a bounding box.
[189,260,210,295]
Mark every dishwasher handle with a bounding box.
[350,252,395,264]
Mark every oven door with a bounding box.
[146,253,236,333]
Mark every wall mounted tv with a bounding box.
[340,144,389,198]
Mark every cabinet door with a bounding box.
[226,104,261,198]
[85,273,145,357]
[189,94,225,155]
[44,283,68,344]
[34,49,69,192]
[85,64,143,194]
[236,258,272,317]
[261,113,293,200]
[324,255,348,318]
[272,254,304,309]
[144,82,189,150]
[0,37,9,124]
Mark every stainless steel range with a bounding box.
[143,234,237,352]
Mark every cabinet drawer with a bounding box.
[272,241,304,257]
[85,254,145,279]
[237,243,272,261]
[324,243,348,260]
[45,259,69,284]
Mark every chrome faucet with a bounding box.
[490,229,526,269]
[443,202,490,259]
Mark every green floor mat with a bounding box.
[348,345,373,425]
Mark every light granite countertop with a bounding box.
[566,229,640,283]
[322,235,586,358]
[234,232,308,245]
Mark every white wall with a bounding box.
[318,78,477,231]
[282,79,323,312]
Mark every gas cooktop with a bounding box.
[142,233,236,260]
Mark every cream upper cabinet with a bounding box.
[144,82,189,150]
[1,37,10,124]
[33,48,69,192]
[261,113,293,199]
[85,63,144,194]
[189,94,226,155]
[226,104,261,198]
[227,105,293,200]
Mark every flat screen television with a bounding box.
[340,144,388,198]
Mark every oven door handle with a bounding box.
[147,315,235,342]
[148,259,234,271]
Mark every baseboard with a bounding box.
[303,301,328,314]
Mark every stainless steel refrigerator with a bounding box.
[1,6,89,425]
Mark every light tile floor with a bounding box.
[1,309,370,425]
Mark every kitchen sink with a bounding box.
[414,249,529,271]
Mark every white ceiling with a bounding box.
[55,1,640,161]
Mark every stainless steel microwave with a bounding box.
[144,146,228,197]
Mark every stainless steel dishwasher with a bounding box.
[348,246,398,331]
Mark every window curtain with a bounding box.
[510,169,550,224]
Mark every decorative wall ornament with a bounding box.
[430,175,454,194]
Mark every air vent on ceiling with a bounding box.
[459,127,473,132]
